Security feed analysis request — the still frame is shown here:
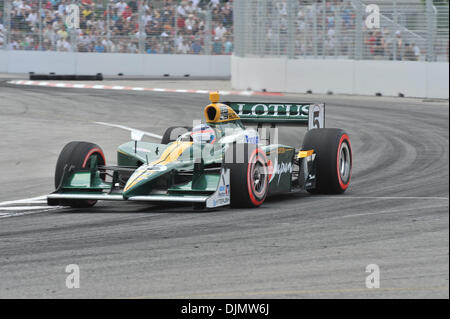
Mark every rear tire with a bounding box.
[302,128,352,194]
[161,126,192,144]
[54,141,106,208]
[224,143,269,208]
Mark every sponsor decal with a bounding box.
[218,184,230,197]
[268,157,293,184]
[235,103,310,117]
[219,106,229,121]
[206,169,231,208]
[308,104,325,129]
[245,135,259,144]
[210,105,240,123]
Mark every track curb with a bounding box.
[7,80,284,97]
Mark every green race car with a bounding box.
[47,92,352,209]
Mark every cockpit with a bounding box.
[176,121,246,145]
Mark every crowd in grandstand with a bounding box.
[0,0,234,54]
[0,0,425,60]
[262,0,422,60]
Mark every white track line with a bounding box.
[314,196,449,200]
[0,206,57,211]
[0,208,60,219]
[0,195,47,207]
[0,195,63,219]
[0,193,446,219]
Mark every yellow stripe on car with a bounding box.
[155,141,193,165]
[124,141,193,192]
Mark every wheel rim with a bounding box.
[250,160,268,198]
[339,142,351,184]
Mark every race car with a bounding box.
[47,92,352,209]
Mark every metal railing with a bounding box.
[233,0,449,62]
[0,0,234,55]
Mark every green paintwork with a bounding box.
[169,174,220,194]
[63,171,110,190]
[57,108,301,200]
[121,142,224,198]
[117,141,170,167]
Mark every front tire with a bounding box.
[224,143,269,208]
[54,141,106,208]
[302,128,352,194]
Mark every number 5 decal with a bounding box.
[308,104,325,130]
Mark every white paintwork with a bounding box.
[0,51,231,77]
[231,56,449,99]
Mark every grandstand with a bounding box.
[0,0,448,62]
[0,0,233,54]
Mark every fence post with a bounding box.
[334,3,340,56]
[426,0,435,62]
[205,3,212,55]
[107,2,111,52]
[393,0,398,60]
[232,0,239,56]
[313,2,318,58]
[354,0,363,60]
[69,0,78,52]
[287,0,295,58]
[3,0,10,50]
[174,4,178,54]
[322,0,326,58]
[138,0,145,54]
[38,0,42,50]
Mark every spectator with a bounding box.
[403,42,415,61]
[185,14,196,32]
[214,22,226,40]
[212,36,222,54]
[192,38,203,54]
[115,0,128,17]
[94,41,105,53]
[223,38,232,55]
[412,42,421,61]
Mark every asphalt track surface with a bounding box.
[0,80,448,298]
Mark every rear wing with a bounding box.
[225,102,325,130]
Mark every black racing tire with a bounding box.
[302,128,352,194]
[161,126,192,144]
[54,141,106,208]
[223,143,269,208]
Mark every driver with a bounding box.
[191,124,216,144]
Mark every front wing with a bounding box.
[47,168,231,209]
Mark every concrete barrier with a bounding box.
[231,56,449,99]
[0,51,231,77]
